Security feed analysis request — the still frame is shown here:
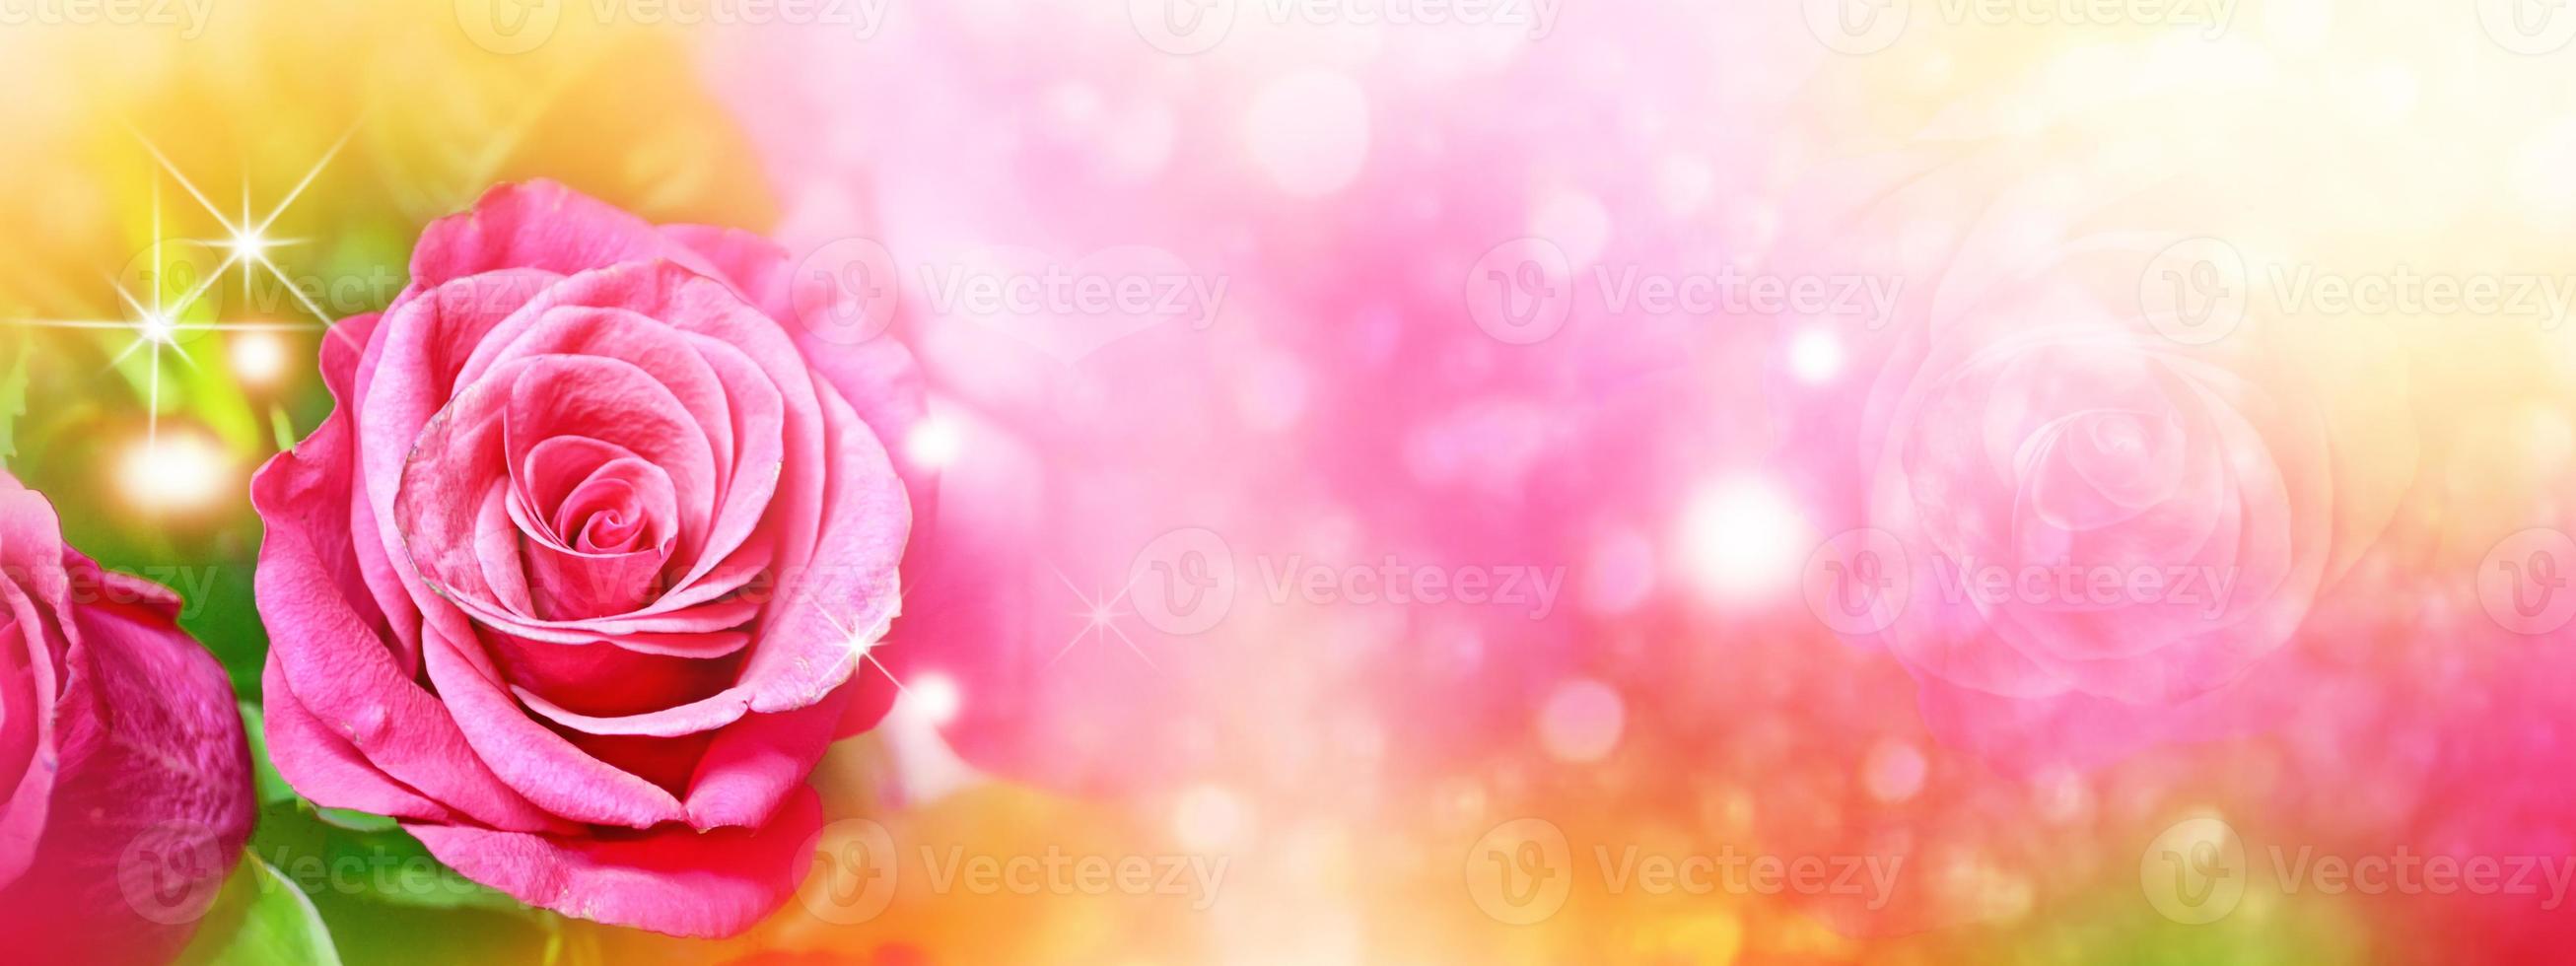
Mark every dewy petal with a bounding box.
[684,686,849,830]
[0,481,63,886]
[408,181,684,294]
[413,607,691,828]
[358,271,564,669]
[661,223,935,503]
[487,307,754,565]
[486,625,741,727]
[454,266,794,611]
[470,480,540,619]
[404,350,762,648]
[0,619,47,886]
[5,551,251,966]
[512,438,666,544]
[406,786,821,939]
[256,312,567,835]
[259,463,566,832]
[398,354,715,620]
[514,685,753,739]
[260,660,452,823]
[733,380,909,715]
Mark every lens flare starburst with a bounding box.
[0,129,356,501]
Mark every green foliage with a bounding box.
[0,339,25,464]
[178,853,344,966]
[237,703,299,807]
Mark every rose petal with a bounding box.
[684,687,849,830]
[661,223,935,501]
[411,615,690,828]
[260,660,452,823]
[406,786,822,939]
[358,272,565,670]
[409,181,684,294]
[4,554,250,965]
[256,358,568,833]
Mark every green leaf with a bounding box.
[237,703,299,807]
[179,852,344,966]
[313,807,402,834]
[247,799,528,915]
[270,404,301,451]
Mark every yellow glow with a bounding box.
[117,433,231,515]
[137,311,177,345]
[229,331,289,385]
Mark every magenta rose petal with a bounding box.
[255,181,924,938]
[259,661,453,823]
[469,266,803,600]
[0,476,254,964]
[732,387,908,715]
[407,786,822,939]
[355,271,568,665]
[407,181,687,293]
[413,617,691,828]
[660,223,932,472]
[256,358,571,835]
[397,355,715,605]
[0,520,62,887]
[514,686,753,739]
[683,688,849,831]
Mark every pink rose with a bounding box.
[1845,228,2405,770]
[0,474,253,964]
[253,181,926,936]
